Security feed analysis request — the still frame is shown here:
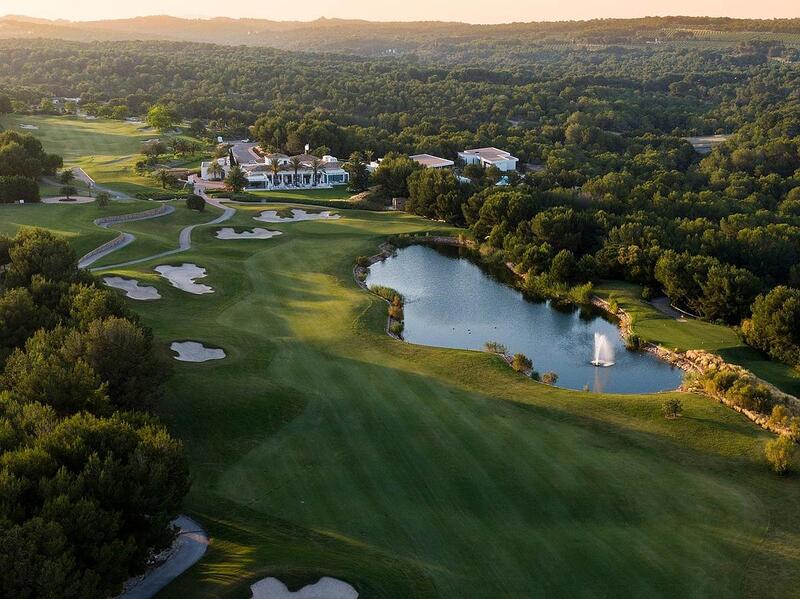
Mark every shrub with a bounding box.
[484,341,507,354]
[511,353,533,373]
[625,334,642,350]
[370,285,402,303]
[186,194,205,212]
[765,435,796,475]
[388,298,404,321]
[389,321,404,337]
[95,191,110,208]
[0,175,40,203]
[541,371,559,385]
[662,398,683,419]
[356,255,371,267]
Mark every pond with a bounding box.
[366,244,683,394]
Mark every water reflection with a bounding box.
[367,244,683,394]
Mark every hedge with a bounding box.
[0,176,40,204]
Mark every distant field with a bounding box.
[596,281,800,396]
[0,114,198,197]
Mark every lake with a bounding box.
[367,244,683,394]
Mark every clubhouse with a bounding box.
[201,144,349,189]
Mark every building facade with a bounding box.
[458,147,518,172]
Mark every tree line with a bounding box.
[0,229,189,597]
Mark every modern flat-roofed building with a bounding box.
[410,154,455,169]
[458,147,518,171]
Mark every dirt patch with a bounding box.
[155,264,214,295]
[250,577,358,599]
[216,227,282,240]
[41,196,95,204]
[170,341,226,362]
[103,276,161,300]
[254,209,341,223]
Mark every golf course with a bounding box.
[2,117,800,598]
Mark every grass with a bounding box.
[0,114,198,197]
[243,187,353,201]
[596,281,800,396]
[5,121,800,596]
[79,207,799,598]
[0,200,156,257]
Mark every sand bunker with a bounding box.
[103,276,161,300]
[254,209,341,223]
[155,263,214,295]
[170,341,226,363]
[216,227,283,240]
[250,577,358,599]
[19,124,38,130]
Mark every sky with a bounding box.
[2,0,799,24]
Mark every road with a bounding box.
[115,516,209,599]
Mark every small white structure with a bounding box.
[458,147,518,171]
[410,154,454,169]
[200,157,231,181]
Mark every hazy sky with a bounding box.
[3,0,799,23]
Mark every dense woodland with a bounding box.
[0,32,799,358]
[0,228,189,596]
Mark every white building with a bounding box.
[240,153,349,189]
[200,144,349,189]
[410,154,455,169]
[458,147,518,172]
[200,157,230,181]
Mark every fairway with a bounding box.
[51,203,794,598]
[0,114,195,197]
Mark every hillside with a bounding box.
[1,15,800,60]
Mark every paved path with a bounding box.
[78,205,176,269]
[90,188,234,271]
[115,516,209,599]
[72,167,134,200]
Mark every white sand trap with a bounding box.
[155,263,214,295]
[170,341,226,362]
[103,276,161,300]
[42,196,95,204]
[254,209,341,223]
[216,227,283,240]
[19,124,38,130]
[250,577,358,599]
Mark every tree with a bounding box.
[269,160,283,188]
[153,169,177,190]
[288,156,303,186]
[310,157,325,187]
[0,95,12,114]
[206,160,224,181]
[662,398,683,419]
[95,191,110,208]
[511,353,533,374]
[0,131,62,178]
[407,168,465,223]
[186,194,205,212]
[60,185,77,200]
[541,371,559,385]
[343,152,369,192]
[550,249,577,282]
[5,228,77,288]
[742,287,800,367]
[225,165,248,193]
[146,103,179,132]
[59,169,75,186]
[372,153,422,197]
[765,435,795,475]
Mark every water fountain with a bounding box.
[591,332,615,367]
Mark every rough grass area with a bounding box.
[596,281,800,396]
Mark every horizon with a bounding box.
[3,0,800,26]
